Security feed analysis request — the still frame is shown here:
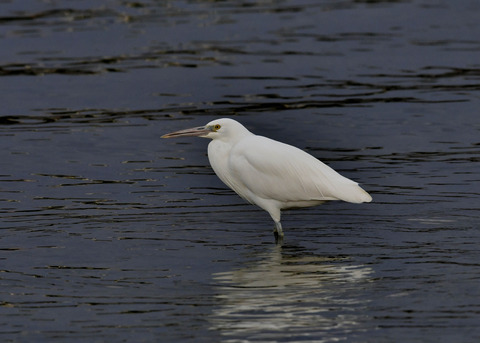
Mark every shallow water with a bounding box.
[1,0,480,342]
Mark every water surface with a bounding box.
[1,1,479,342]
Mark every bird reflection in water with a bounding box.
[209,244,373,342]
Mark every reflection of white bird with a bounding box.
[162,118,372,239]
[209,246,373,339]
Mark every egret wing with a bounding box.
[229,135,370,204]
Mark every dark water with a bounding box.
[1,0,480,342]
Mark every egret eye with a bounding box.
[213,124,221,131]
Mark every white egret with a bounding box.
[162,118,372,239]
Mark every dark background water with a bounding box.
[1,1,479,342]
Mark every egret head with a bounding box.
[161,118,251,141]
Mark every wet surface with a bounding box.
[1,0,480,342]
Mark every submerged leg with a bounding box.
[273,221,284,237]
[263,205,283,241]
[273,221,284,244]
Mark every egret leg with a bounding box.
[274,221,284,237]
[273,221,284,245]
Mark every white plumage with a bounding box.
[162,118,372,239]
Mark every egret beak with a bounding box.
[161,126,211,139]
